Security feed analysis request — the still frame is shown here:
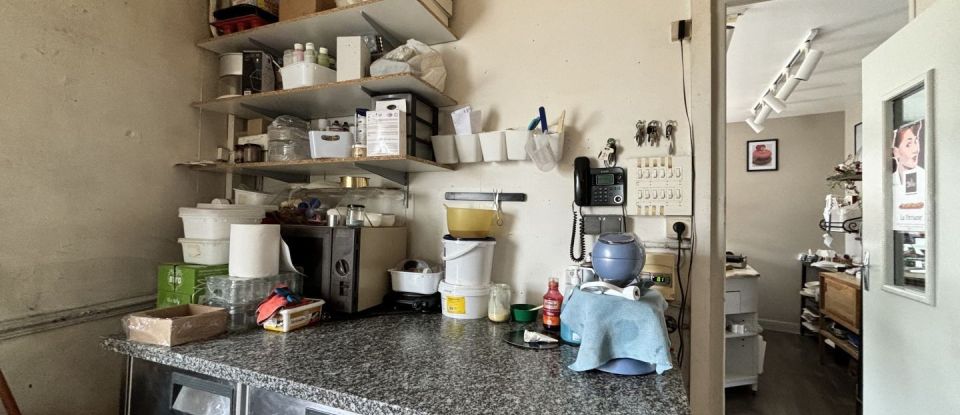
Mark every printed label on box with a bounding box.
[446,296,466,314]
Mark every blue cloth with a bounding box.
[560,288,673,374]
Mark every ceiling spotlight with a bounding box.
[775,77,802,100]
[746,117,765,133]
[753,105,773,124]
[762,92,787,113]
[794,48,823,81]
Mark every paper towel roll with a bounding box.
[229,224,280,278]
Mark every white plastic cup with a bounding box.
[478,131,506,162]
[432,134,458,164]
[454,134,482,163]
[548,132,564,162]
[504,130,531,161]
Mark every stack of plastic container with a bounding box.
[205,273,303,331]
[438,235,497,319]
[177,203,266,266]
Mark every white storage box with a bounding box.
[280,62,336,89]
[262,299,325,333]
[178,238,230,265]
[234,189,275,206]
[309,130,353,158]
[178,207,265,239]
[390,269,443,295]
[439,280,491,320]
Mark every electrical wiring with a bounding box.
[675,32,697,370]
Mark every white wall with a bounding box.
[861,0,960,412]
[0,1,222,412]
[411,0,693,303]
[726,112,845,331]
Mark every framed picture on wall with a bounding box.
[747,139,779,171]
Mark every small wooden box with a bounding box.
[820,272,861,333]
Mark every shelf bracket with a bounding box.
[361,11,403,50]
[354,163,408,186]
[239,103,285,120]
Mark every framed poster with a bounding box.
[746,139,779,171]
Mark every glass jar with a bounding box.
[488,284,512,322]
[346,204,366,227]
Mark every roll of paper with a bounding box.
[229,224,280,278]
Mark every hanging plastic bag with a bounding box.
[370,39,447,92]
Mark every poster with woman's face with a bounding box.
[891,119,925,231]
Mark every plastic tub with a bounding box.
[179,207,265,239]
[280,62,337,89]
[454,134,482,163]
[445,206,495,239]
[478,131,506,162]
[234,189,275,206]
[504,130,531,160]
[442,236,495,286]
[390,269,443,295]
[439,280,491,320]
[431,134,458,164]
[178,238,230,265]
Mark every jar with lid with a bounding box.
[346,204,366,227]
[488,284,512,322]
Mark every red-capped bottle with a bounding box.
[542,277,563,331]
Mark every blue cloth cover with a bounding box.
[560,288,673,374]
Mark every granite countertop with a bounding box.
[102,314,689,415]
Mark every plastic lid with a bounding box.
[443,234,496,242]
[294,43,304,50]
[598,233,637,244]
[305,42,315,50]
[318,47,329,54]
[438,280,491,296]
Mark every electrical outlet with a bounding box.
[666,216,692,240]
[671,19,692,41]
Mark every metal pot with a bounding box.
[339,176,369,188]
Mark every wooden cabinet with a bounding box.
[820,272,861,334]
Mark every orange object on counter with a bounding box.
[542,277,563,330]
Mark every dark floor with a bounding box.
[726,331,858,415]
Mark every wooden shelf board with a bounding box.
[187,155,451,182]
[194,73,456,119]
[820,329,860,360]
[199,0,456,54]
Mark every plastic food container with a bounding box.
[442,236,495,286]
[205,273,303,305]
[179,207,266,239]
[390,269,443,295]
[439,280,491,320]
[206,300,259,332]
[178,238,230,265]
[262,299,325,332]
[279,62,337,89]
[234,189,275,206]
[445,206,496,239]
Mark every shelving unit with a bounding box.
[818,271,861,363]
[181,155,449,185]
[799,260,820,336]
[820,329,860,361]
[199,0,457,55]
[194,74,456,120]
[724,266,766,392]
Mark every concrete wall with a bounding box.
[726,112,845,332]
[0,1,223,412]
[413,0,692,302]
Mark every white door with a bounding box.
[861,1,960,413]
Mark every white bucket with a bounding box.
[432,134,458,164]
[442,238,496,286]
[454,134,482,163]
[478,131,506,162]
[179,207,265,239]
[439,280,491,319]
[178,238,230,265]
[504,130,531,160]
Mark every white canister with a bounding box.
[442,237,496,286]
[179,207,266,239]
[439,280,491,320]
[432,134,458,164]
[454,134,482,163]
[504,130,531,161]
[478,131,506,162]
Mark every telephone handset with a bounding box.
[571,157,626,262]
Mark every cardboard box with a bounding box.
[156,290,203,308]
[366,110,407,156]
[336,36,370,82]
[124,304,228,346]
[246,118,270,135]
[157,263,228,297]
[279,0,335,20]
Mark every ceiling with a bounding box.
[726,0,908,122]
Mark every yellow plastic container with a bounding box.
[445,206,496,238]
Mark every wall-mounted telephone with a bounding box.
[574,156,626,206]
[571,157,626,261]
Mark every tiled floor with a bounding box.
[726,331,858,415]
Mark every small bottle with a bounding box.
[304,42,317,64]
[293,43,304,63]
[282,49,294,67]
[542,277,563,331]
[316,47,331,68]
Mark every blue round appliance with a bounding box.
[591,232,645,287]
